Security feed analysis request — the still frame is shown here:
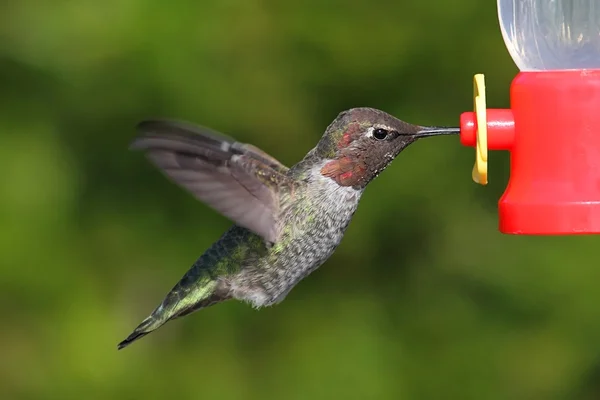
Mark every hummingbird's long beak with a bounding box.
[412,126,460,138]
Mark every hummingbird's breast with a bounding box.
[229,161,364,307]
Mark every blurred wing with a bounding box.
[131,119,292,243]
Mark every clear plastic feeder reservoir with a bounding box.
[460,0,600,234]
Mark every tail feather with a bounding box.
[118,251,236,350]
[117,316,157,350]
[117,285,228,350]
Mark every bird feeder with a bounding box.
[460,0,600,234]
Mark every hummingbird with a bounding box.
[118,107,458,349]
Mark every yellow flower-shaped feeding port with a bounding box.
[472,74,488,185]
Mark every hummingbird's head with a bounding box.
[317,107,459,188]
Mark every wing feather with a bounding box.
[131,120,292,243]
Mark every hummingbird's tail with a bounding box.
[117,275,229,350]
[117,315,156,349]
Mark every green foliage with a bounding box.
[0,1,597,399]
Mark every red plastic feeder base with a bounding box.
[462,70,600,235]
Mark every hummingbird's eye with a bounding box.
[373,128,388,140]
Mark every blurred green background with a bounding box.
[2,0,600,399]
